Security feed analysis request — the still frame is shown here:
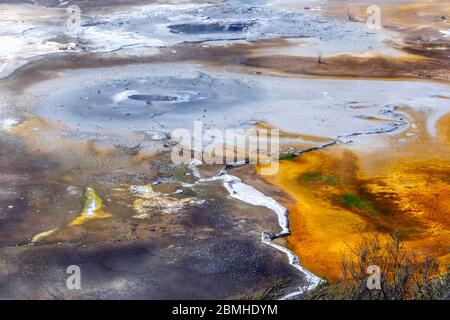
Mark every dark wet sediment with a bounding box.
[0,133,304,299]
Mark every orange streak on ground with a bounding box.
[323,1,450,32]
[259,111,450,281]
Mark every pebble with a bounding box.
[144,130,169,141]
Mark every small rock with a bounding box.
[144,130,169,141]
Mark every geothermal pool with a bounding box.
[0,0,449,299]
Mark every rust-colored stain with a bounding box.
[260,111,450,281]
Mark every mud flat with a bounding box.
[0,0,404,79]
[0,0,449,299]
[11,62,450,149]
[10,58,448,292]
[0,132,305,299]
